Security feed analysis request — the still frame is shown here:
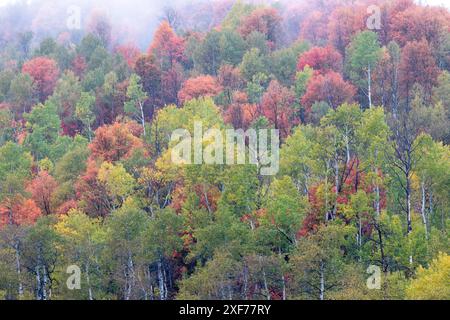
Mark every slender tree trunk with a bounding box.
[259,256,270,300]
[88,123,92,142]
[406,175,412,234]
[242,265,248,300]
[377,227,387,272]
[14,241,24,297]
[345,134,350,165]
[36,264,42,300]
[421,182,429,240]
[319,261,325,301]
[139,102,146,137]
[42,265,48,300]
[124,253,135,300]
[333,157,339,219]
[86,263,93,301]
[157,260,166,300]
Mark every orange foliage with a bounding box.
[148,21,185,69]
[178,75,222,105]
[26,171,58,216]
[0,198,42,226]
[75,159,110,218]
[89,121,145,162]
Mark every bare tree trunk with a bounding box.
[157,260,166,300]
[36,265,41,300]
[421,182,428,240]
[14,241,23,297]
[259,256,270,300]
[333,157,339,219]
[139,102,146,137]
[242,265,248,300]
[406,176,412,234]
[86,263,93,301]
[319,261,325,301]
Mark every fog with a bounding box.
[0,0,238,49]
[1,0,449,51]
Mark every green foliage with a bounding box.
[0,0,448,301]
[406,252,450,299]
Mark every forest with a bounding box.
[0,0,449,300]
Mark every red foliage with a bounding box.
[95,79,128,125]
[162,62,185,106]
[399,39,440,104]
[26,171,58,215]
[218,65,244,100]
[89,121,145,162]
[134,54,162,106]
[224,92,258,130]
[238,8,282,45]
[327,6,365,54]
[301,71,356,111]
[22,57,60,101]
[298,185,323,238]
[56,200,78,215]
[178,75,222,105]
[115,43,141,69]
[299,11,329,45]
[261,80,296,139]
[297,46,343,75]
[389,5,450,49]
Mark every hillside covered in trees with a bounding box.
[0,0,449,300]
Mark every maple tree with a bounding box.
[115,43,141,69]
[261,80,295,138]
[327,6,365,55]
[301,71,356,111]
[148,21,185,71]
[26,171,58,216]
[178,75,222,105]
[22,57,60,101]
[238,8,282,46]
[297,46,343,75]
[299,10,329,45]
[399,39,440,106]
[88,121,144,163]
[389,5,450,50]
[223,91,258,130]
[0,196,42,229]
